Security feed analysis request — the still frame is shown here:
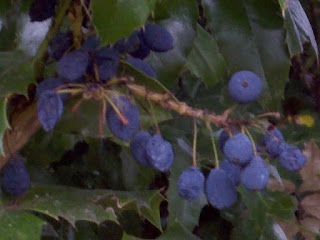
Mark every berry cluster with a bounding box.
[177,71,306,210]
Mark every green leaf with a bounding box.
[147,0,198,88]
[284,0,319,59]
[122,232,143,240]
[21,131,78,166]
[187,24,228,88]
[157,222,201,240]
[0,210,44,240]
[167,146,207,231]
[202,0,291,111]
[0,50,35,96]
[0,98,9,156]
[103,190,164,231]
[18,184,118,226]
[92,0,157,45]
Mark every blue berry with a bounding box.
[218,130,238,153]
[36,78,67,100]
[262,128,284,158]
[106,96,140,141]
[127,29,150,59]
[94,46,120,81]
[29,0,57,22]
[126,57,157,78]
[48,32,73,60]
[146,134,174,172]
[240,156,270,191]
[130,131,152,167]
[228,71,262,104]
[279,143,306,171]
[143,24,174,52]
[220,159,241,186]
[177,167,205,200]
[2,157,30,196]
[57,49,89,81]
[205,169,237,209]
[223,133,254,165]
[37,90,63,131]
[113,38,128,54]
[82,35,101,52]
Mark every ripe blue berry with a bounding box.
[106,96,140,141]
[36,78,67,100]
[82,35,101,52]
[205,169,237,209]
[146,134,174,172]
[126,57,157,78]
[37,90,63,131]
[218,130,239,153]
[48,32,73,60]
[228,71,262,104]
[220,159,241,186]
[240,156,270,191]
[223,133,254,165]
[29,0,57,22]
[177,167,205,200]
[127,29,150,59]
[57,49,89,81]
[143,24,174,52]
[279,143,306,171]
[2,158,30,196]
[113,38,128,54]
[262,128,284,158]
[94,46,120,81]
[130,131,152,167]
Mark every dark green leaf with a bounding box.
[0,50,35,96]
[202,0,291,111]
[19,184,118,226]
[92,0,156,45]
[157,222,201,240]
[187,24,228,87]
[0,210,44,240]
[285,0,319,59]
[122,232,143,240]
[147,0,198,87]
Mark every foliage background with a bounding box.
[0,0,320,239]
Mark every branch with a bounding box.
[33,0,73,80]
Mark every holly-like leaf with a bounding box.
[147,0,199,88]
[18,184,118,226]
[187,24,228,88]
[299,139,320,192]
[284,0,319,59]
[301,194,320,221]
[202,0,291,111]
[0,210,44,240]
[157,222,201,240]
[103,190,164,231]
[0,50,35,96]
[0,98,9,156]
[92,0,157,45]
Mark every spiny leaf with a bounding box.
[187,24,228,87]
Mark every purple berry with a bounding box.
[130,131,152,167]
[262,128,284,158]
[126,57,157,78]
[220,160,241,186]
[228,71,262,104]
[29,0,57,22]
[177,167,205,200]
[279,143,306,171]
[143,24,174,52]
